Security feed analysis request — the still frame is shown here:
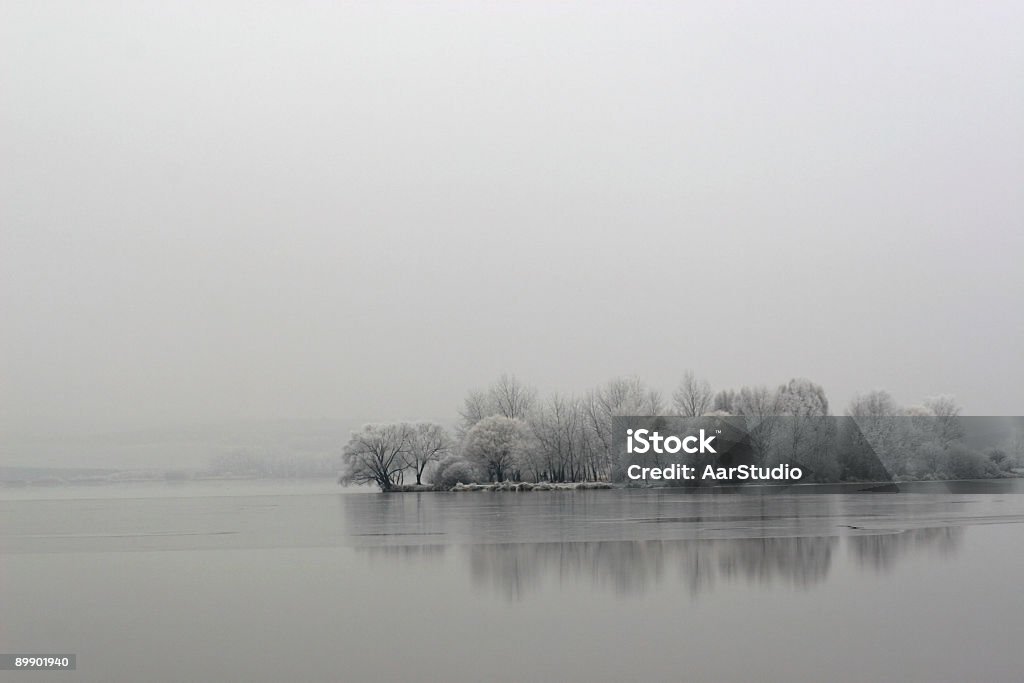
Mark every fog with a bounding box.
[3,2,1022,454]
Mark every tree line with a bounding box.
[339,373,1023,490]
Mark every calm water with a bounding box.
[2,480,1024,682]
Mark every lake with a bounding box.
[2,479,1024,682]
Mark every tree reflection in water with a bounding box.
[341,492,964,600]
[848,526,962,571]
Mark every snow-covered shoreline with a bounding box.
[381,481,615,493]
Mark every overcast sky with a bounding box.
[2,1,1022,435]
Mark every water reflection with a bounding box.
[848,526,963,571]
[341,492,965,599]
[464,536,840,599]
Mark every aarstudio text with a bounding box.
[626,463,803,482]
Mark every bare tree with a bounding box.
[1009,424,1024,467]
[582,376,663,479]
[490,373,537,420]
[734,385,781,418]
[712,389,737,413]
[778,378,829,417]
[458,390,492,437]
[458,374,537,435]
[672,371,713,417]
[733,385,782,465]
[774,378,835,480]
[530,393,589,482]
[924,394,963,447]
[339,423,412,491]
[848,390,900,420]
[848,390,906,474]
[405,422,452,485]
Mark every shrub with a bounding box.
[431,455,484,489]
[942,445,988,480]
[987,449,1010,470]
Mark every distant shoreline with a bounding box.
[380,481,615,493]
[374,476,1023,494]
[2,472,1019,493]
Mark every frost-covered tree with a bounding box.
[529,393,594,482]
[431,453,483,488]
[848,390,899,420]
[712,389,738,414]
[847,390,907,475]
[490,374,537,421]
[732,385,782,465]
[458,390,492,436]
[1009,424,1024,467]
[583,376,663,478]
[848,390,901,451]
[774,379,835,480]
[733,385,781,419]
[405,422,452,485]
[458,374,537,435]
[923,395,963,447]
[778,378,829,418]
[672,371,713,417]
[339,423,412,491]
[462,415,530,482]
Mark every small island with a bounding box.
[339,375,1022,493]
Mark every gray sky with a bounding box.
[2,1,1022,436]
